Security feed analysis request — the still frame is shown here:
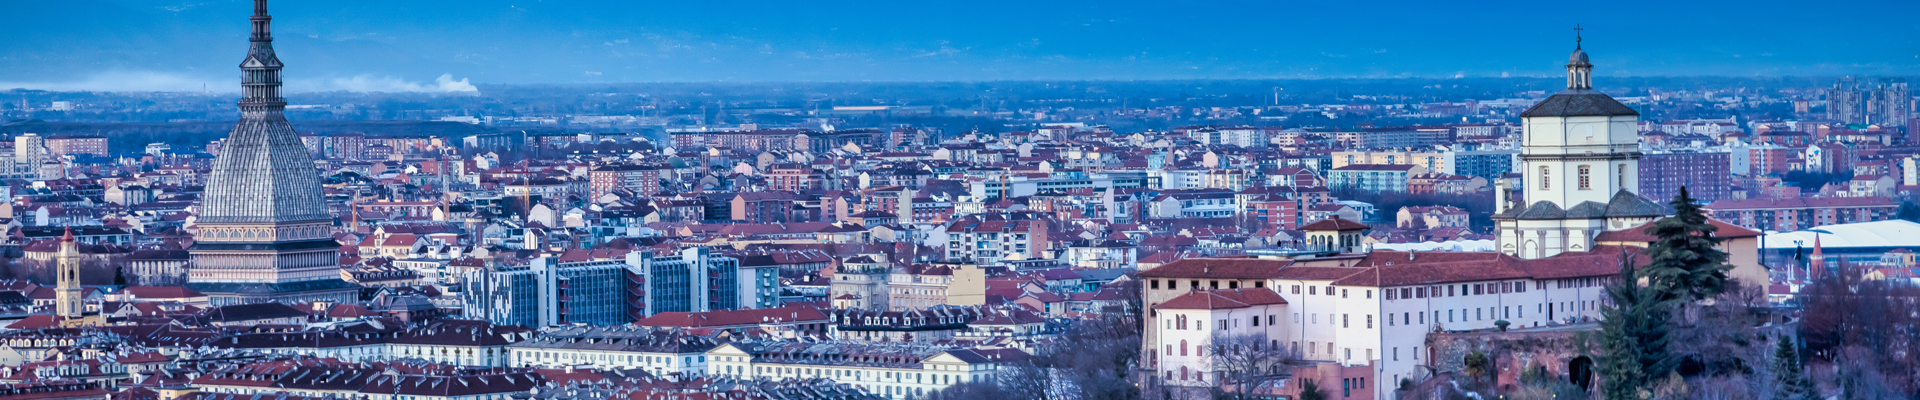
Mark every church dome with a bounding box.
[1569,47,1590,65]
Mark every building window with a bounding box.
[1578,165,1591,190]
[1540,166,1550,190]
[1618,164,1628,188]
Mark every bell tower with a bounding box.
[55,228,82,319]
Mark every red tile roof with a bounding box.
[1593,218,1762,243]
[1301,216,1370,231]
[1140,258,1292,279]
[1155,288,1288,310]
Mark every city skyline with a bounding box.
[0,1,1910,399]
[3,0,1920,92]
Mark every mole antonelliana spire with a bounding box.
[187,0,360,305]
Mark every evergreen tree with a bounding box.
[1640,186,1734,304]
[1771,337,1817,400]
[1298,379,1326,400]
[1598,253,1674,400]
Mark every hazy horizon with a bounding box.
[4,0,1917,93]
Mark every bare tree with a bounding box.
[1206,332,1304,400]
[990,358,1055,400]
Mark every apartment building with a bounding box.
[941,216,1050,264]
[1139,250,1626,399]
[507,325,718,378]
[706,341,1016,400]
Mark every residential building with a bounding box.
[706,341,1019,400]
[1638,151,1731,203]
[1396,206,1469,229]
[507,326,719,378]
[625,247,772,318]
[461,257,630,327]
[1704,197,1901,231]
[1328,165,1423,193]
[941,215,1050,264]
[1139,250,1628,399]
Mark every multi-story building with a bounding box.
[941,215,1050,264]
[207,320,534,367]
[1829,76,1912,128]
[1446,149,1519,179]
[1244,194,1301,231]
[1396,206,1469,229]
[1186,126,1268,148]
[765,163,822,191]
[1452,124,1502,139]
[507,326,719,378]
[1330,151,1446,172]
[1704,197,1901,231]
[831,255,892,312]
[589,164,666,198]
[1152,288,1290,388]
[1745,145,1802,176]
[670,129,807,153]
[325,133,366,160]
[732,191,800,223]
[462,257,630,327]
[888,264,955,310]
[626,247,774,318]
[1638,150,1730,203]
[1139,251,1626,399]
[1328,165,1423,193]
[1334,128,1421,149]
[1147,189,1239,219]
[43,136,107,157]
[706,340,1017,400]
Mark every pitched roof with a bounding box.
[1301,217,1370,231]
[1594,218,1762,242]
[1154,288,1288,310]
[1139,258,1291,279]
[1519,90,1639,118]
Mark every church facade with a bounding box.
[1493,45,1671,260]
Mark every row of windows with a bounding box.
[1149,279,1265,291]
[1165,314,1279,331]
[1385,281,1529,300]
[1539,164,1630,191]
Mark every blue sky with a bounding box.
[2,0,1917,92]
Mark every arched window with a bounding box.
[1180,340,1188,356]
